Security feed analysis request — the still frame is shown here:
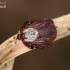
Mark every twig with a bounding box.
[0,14,70,69]
[53,14,70,41]
[0,59,14,70]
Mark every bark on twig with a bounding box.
[0,59,14,70]
[0,14,70,69]
[53,14,70,41]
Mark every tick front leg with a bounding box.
[17,34,21,40]
[23,21,29,27]
[46,44,52,47]
[17,33,25,40]
[35,45,44,49]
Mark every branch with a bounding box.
[0,59,14,70]
[53,14,70,41]
[0,14,70,67]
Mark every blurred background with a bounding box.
[0,0,70,70]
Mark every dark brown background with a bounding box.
[0,0,70,70]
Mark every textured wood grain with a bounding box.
[0,14,70,70]
[0,35,32,66]
[53,14,70,41]
[0,59,14,70]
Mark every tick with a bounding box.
[17,19,57,49]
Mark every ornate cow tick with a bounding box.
[17,19,57,49]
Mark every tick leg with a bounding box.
[40,44,52,48]
[17,33,25,40]
[35,45,44,49]
[35,46,39,49]
[43,18,54,23]
[26,44,34,49]
[20,21,32,33]
[40,46,44,49]
[17,34,21,40]
[24,21,29,27]
[30,19,36,23]
[45,44,52,47]
[31,46,34,49]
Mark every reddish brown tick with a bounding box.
[17,19,57,49]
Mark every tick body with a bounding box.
[17,19,57,49]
